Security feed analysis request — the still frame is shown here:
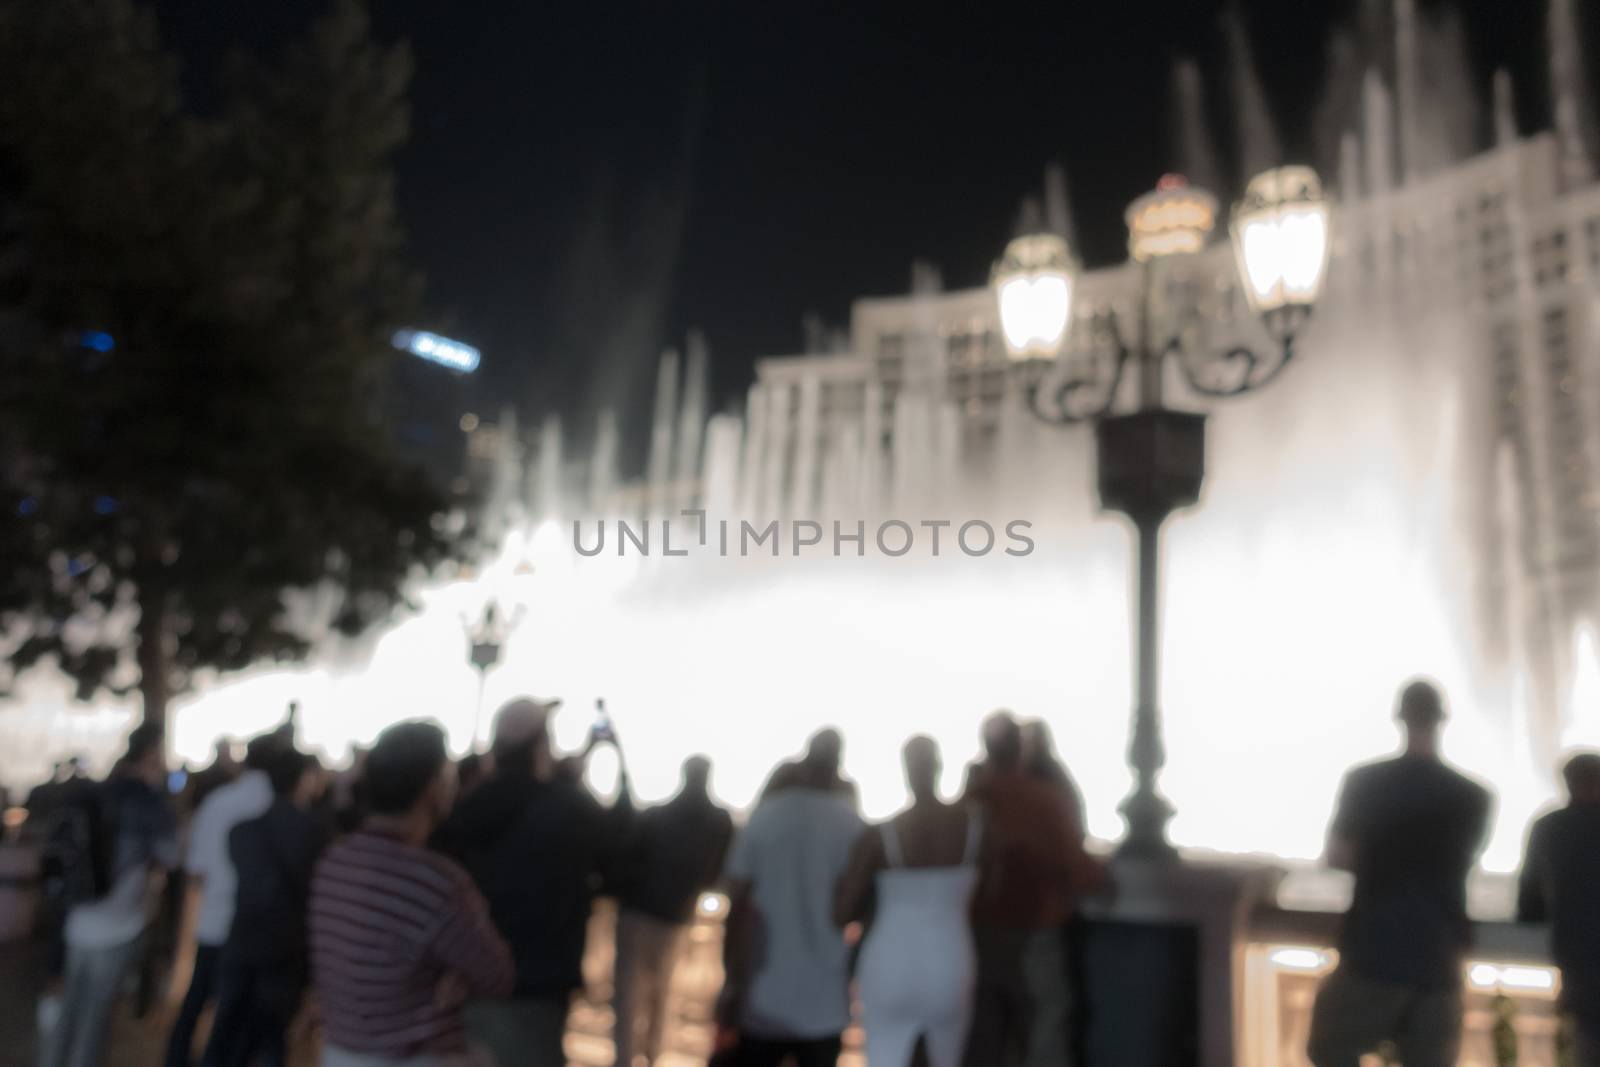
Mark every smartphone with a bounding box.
[591,698,615,744]
[167,769,189,795]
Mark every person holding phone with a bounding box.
[435,696,636,1067]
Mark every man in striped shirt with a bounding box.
[310,720,514,1067]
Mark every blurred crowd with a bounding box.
[11,679,1600,1067]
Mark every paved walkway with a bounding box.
[0,903,764,1067]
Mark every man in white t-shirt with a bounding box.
[722,730,864,1067]
[163,735,275,1067]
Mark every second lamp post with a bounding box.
[992,166,1333,859]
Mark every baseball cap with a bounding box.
[491,696,562,752]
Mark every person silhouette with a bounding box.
[437,697,634,1067]
[836,736,987,1067]
[310,720,512,1067]
[722,730,865,1067]
[1517,751,1600,1067]
[1307,679,1493,1067]
[614,756,733,1067]
[961,711,1099,1067]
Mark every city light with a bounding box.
[1125,174,1217,261]
[1230,166,1333,317]
[1466,962,1559,994]
[79,329,114,352]
[1266,947,1331,972]
[991,233,1075,361]
[391,328,481,373]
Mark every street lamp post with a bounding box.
[465,600,527,751]
[993,167,1332,860]
[460,554,537,752]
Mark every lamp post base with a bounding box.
[1096,408,1206,865]
[1117,787,1177,861]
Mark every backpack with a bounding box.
[37,785,115,909]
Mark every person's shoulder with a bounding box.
[314,828,356,861]
[261,800,316,840]
[744,788,810,831]
[283,801,323,834]
[820,790,865,830]
[451,772,526,825]
[226,813,270,860]
[745,791,791,825]
[546,778,607,826]
[200,773,248,812]
[1344,756,1393,781]
[350,833,475,898]
[1437,762,1492,803]
[1339,755,1409,795]
[230,808,270,839]
[1527,806,1563,839]
[415,845,478,895]
[108,776,168,820]
[207,770,268,815]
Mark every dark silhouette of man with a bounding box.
[614,755,733,1067]
[962,711,1100,1067]
[755,728,858,809]
[1517,751,1600,1066]
[438,697,634,1067]
[203,749,329,1067]
[1308,680,1492,1067]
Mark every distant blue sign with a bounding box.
[392,329,480,373]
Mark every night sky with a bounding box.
[154,1,1584,465]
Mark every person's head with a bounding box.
[1395,679,1446,755]
[457,753,487,793]
[681,755,712,796]
[365,721,456,836]
[1020,720,1059,773]
[212,739,237,767]
[981,710,1023,770]
[123,722,166,786]
[802,728,843,784]
[491,697,557,778]
[243,733,279,773]
[903,735,941,802]
[267,749,324,809]
[1561,751,1600,805]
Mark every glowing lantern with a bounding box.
[1230,166,1332,322]
[991,232,1076,362]
[1125,174,1217,261]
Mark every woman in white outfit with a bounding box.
[835,736,987,1067]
